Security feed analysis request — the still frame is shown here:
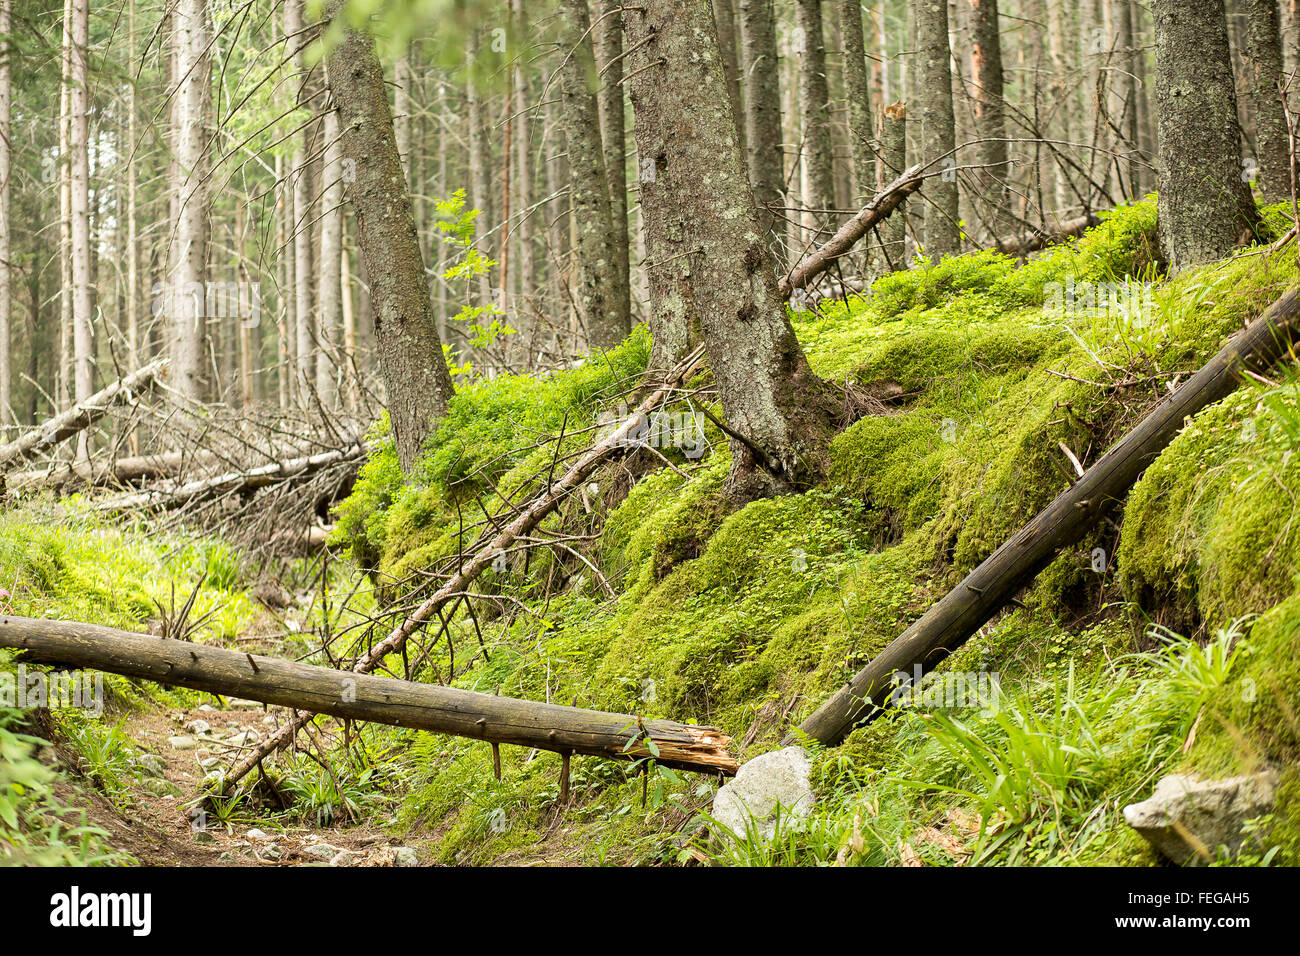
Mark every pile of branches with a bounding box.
[0,362,372,555]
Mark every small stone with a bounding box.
[393,846,418,867]
[330,850,364,867]
[199,757,220,770]
[137,754,167,778]
[198,704,216,713]
[1123,771,1279,865]
[168,735,197,751]
[711,746,815,842]
[227,730,260,747]
[191,830,217,845]
[246,828,273,842]
[227,698,261,711]
[185,719,212,735]
[303,843,343,860]
[259,844,283,861]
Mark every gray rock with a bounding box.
[259,844,283,861]
[393,846,419,867]
[191,830,217,845]
[168,735,197,751]
[711,746,814,841]
[227,698,261,711]
[185,719,212,735]
[137,754,168,778]
[303,842,343,861]
[330,849,364,867]
[1123,771,1279,864]
[245,828,274,842]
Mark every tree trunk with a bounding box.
[796,0,836,244]
[325,7,455,471]
[556,0,628,352]
[285,0,316,402]
[1152,0,1259,272]
[837,0,875,210]
[0,615,737,777]
[918,0,960,257]
[317,106,343,407]
[1110,0,1143,199]
[595,0,632,342]
[793,283,1300,746]
[1242,0,1294,203]
[966,0,1011,239]
[466,29,495,311]
[0,0,10,428]
[625,0,841,499]
[713,0,746,156]
[169,0,210,401]
[738,0,786,254]
[878,101,908,270]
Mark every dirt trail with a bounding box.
[61,696,426,867]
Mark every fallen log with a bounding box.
[994,214,1098,257]
[0,614,736,776]
[0,359,169,472]
[778,165,924,301]
[221,346,709,791]
[5,450,220,494]
[93,444,366,513]
[790,283,1300,747]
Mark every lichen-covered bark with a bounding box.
[1151,0,1259,272]
[624,0,840,499]
[325,11,453,471]
[837,0,874,207]
[796,0,835,242]
[1242,0,1294,204]
[737,0,785,252]
[556,0,628,352]
[917,0,959,257]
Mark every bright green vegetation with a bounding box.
[6,197,1300,867]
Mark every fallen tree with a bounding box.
[0,359,169,471]
[5,450,219,494]
[994,214,1098,257]
[790,283,1300,747]
[220,346,709,790]
[93,444,366,513]
[0,614,736,776]
[777,165,924,301]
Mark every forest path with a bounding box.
[77,694,425,867]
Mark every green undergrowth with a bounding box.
[321,196,1300,865]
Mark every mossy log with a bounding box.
[792,283,1300,747]
[0,359,168,472]
[0,614,737,776]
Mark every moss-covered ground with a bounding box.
[6,196,1300,866]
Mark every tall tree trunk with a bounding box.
[317,106,343,407]
[58,0,71,411]
[0,0,10,427]
[325,7,454,471]
[69,0,92,459]
[1046,0,1075,211]
[918,0,960,257]
[286,0,315,402]
[738,0,785,254]
[1152,0,1259,272]
[595,0,632,340]
[169,0,210,401]
[796,0,835,243]
[1242,0,1294,203]
[966,0,1011,238]
[466,29,495,310]
[1110,0,1142,198]
[624,0,840,500]
[511,0,536,333]
[556,0,628,352]
[837,0,875,208]
[713,0,746,155]
[878,101,907,270]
